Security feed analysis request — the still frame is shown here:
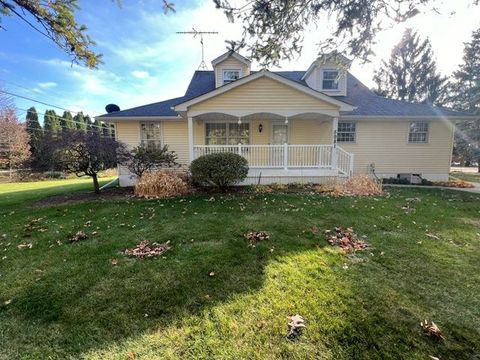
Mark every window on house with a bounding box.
[408,121,429,143]
[223,69,240,85]
[337,121,356,142]
[140,122,162,149]
[322,70,339,90]
[205,123,249,145]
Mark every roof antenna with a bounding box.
[177,27,218,70]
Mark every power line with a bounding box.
[0,89,86,115]
[0,78,86,111]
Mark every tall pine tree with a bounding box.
[44,110,61,134]
[25,107,42,154]
[449,28,480,171]
[60,111,75,132]
[74,112,87,132]
[373,28,447,105]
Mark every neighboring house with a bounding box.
[97,51,475,186]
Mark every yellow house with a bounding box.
[97,51,475,186]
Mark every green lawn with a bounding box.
[451,171,480,183]
[0,180,479,359]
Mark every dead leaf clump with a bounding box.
[134,171,189,199]
[124,240,171,259]
[245,231,270,244]
[325,227,368,253]
[69,231,88,242]
[433,179,474,188]
[421,320,445,340]
[316,175,383,196]
[287,314,306,340]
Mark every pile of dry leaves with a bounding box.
[432,179,474,188]
[316,175,383,197]
[124,240,171,259]
[69,231,88,242]
[134,171,189,199]
[245,231,270,244]
[325,227,368,253]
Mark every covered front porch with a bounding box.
[186,112,354,181]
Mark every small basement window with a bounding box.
[322,70,339,90]
[223,69,240,85]
[140,122,162,149]
[408,121,429,143]
[337,121,356,142]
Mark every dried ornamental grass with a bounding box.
[316,175,383,196]
[134,171,189,198]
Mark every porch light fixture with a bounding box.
[238,117,242,125]
[285,117,289,124]
[258,124,263,133]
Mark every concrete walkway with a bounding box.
[384,183,480,194]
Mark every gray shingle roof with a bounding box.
[98,70,472,118]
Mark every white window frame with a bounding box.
[140,122,163,149]
[337,121,356,143]
[408,121,429,144]
[204,121,251,145]
[223,69,241,85]
[322,70,339,90]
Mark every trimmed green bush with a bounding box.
[190,152,248,188]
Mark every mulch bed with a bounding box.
[32,187,134,207]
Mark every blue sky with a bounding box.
[0,0,479,123]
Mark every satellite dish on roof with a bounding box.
[105,104,120,113]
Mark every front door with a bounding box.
[271,122,288,167]
[272,123,288,144]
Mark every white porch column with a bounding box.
[331,117,338,170]
[188,117,194,162]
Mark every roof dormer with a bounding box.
[302,53,351,96]
[211,51,251,88]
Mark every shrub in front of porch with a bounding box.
[190,153,248,188]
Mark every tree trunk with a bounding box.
[92,174,100,194]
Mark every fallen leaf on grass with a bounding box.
[17,242,33,250]
[287,314,306,340]
[209,272,215,277]
[111,258,118,266]
[421,320,445,340]
[426,233,440,240]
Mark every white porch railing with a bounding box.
[193,144,354,176]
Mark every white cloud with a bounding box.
[131,70,150,79]
[37,81,57,89]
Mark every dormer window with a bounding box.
[223,69,241,85]
[322,70,339,90]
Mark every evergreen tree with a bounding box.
[74,112,87,132]
[92,117,102,133]
[373,29,447,105]
[60,111,75,132]
[449,28,480,171]
[85,115,93,132]
[25,107,42,154]
[43,110,61,134]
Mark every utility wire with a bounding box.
[0,89,89,115]
[0,78,87,111]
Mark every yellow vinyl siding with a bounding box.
[162,121,189,166]
[339,120,454,175]
[290,119,332,144]
[191,77,338,112]
[215,57,250,88]
[115,121,140,175]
